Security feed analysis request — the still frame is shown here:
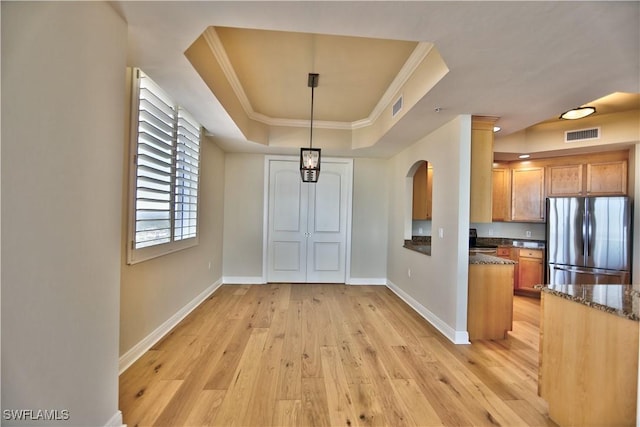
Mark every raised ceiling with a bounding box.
[111,1,640,158]
[185,26,446,153]
[211,27,418,123]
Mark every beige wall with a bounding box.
[119,135,225,356]
[350,158,389,281]
[495,110,640,154]
[1,2,126,425]
[221,153,390,283]
[387,116,472,342]
[222,153,266,281]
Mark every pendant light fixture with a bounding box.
[300,73,321,183]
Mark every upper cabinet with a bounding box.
[492,166,510,222]
[546,152,628,197]
[493,150,629,223]
[470,116,498,223]
[586,160,627,195]
[412,161,433,220]
[511,167,545,222]
[547,164,583,197]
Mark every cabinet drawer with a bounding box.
[496,247,511,257]
[519,248,543,259]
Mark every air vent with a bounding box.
[392,95,403,117]
[565,127,600,143]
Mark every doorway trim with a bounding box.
[263,155,353,284]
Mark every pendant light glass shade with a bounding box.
[300,147,321,182]
[559,106,596,120]
[301,73,321,183]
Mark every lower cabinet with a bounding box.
[497,247,543,296]
[467,263,515,340]
[540,293,638,426]
[516,248,543,297]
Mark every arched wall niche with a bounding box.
[405,160,433,253]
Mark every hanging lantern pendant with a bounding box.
[300,147,321,182]
[300,73,321,183]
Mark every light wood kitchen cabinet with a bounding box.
[467,263,514,340]
[547,164,583,196]
[412,161,432,220]
[492,167,510,221]
[511,167,545,222]
[540,292,638,426]
[470,116,498,223]
[493,150,629,223]
[586,160,627,195]
[516,248,543,296]
[547,157,627,197]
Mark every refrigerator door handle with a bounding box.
[580,209,586,256]
[553,265,623,277]
[586,209,592,257]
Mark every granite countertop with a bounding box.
[403,241,431,255]
[404,240,517,265]
[539,284,640,321]
[469,253,517,265]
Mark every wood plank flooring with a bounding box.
[119,284,555,427]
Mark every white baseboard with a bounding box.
[385,280,470,345]
[118,279,223,374]
[222,276,266,284]
[104,410,124,427]
[347,278,387,285]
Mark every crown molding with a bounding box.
[203,27,432,132]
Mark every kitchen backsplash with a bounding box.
[413,220,546,240]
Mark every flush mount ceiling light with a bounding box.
[493,126,501,132]
[300,73,321,183]
[559,106,596,120]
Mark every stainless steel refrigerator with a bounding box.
[546,196,632,285]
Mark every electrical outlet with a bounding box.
[407,268,411,278]
[488,229,494,236]
[438,227,444,238]
[418,227,423,234]
[525,230,532,238]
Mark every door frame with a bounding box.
[263,155,353,283]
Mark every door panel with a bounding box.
[313,172,341,233]
[546,197,585,267]
[267,162,307,282]
[273,241,302,271]
[306,162,350,282]
[312,242,341,271]
[586,197,630,270]
[273,170,302,231]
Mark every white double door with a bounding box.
[266,157,352,283]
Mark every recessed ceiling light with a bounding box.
[518,154,531,159]
[559,106,596,120]
[493,126,501,132]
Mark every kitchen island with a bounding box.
[467,254,517,340]
[402,239,519,341]
[538,284,639,427]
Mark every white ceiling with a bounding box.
[111,1,640,158]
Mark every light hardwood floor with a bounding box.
[119,284,555,426]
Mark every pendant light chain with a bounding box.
[309,81,315,149]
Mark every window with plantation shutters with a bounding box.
[128,69,202,264]
[174,110,200,241]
